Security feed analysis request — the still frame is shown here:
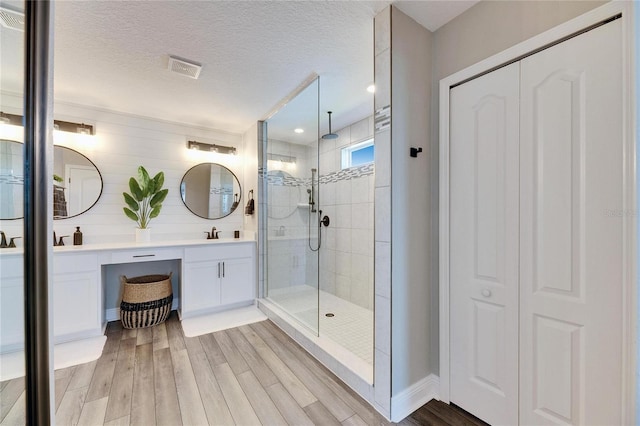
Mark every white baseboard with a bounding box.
[390,374,440,422]
[106,297,180,322]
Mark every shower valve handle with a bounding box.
[320,215,330,227]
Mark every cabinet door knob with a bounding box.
[481,289,492,297]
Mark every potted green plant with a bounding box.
[123,166,168,242]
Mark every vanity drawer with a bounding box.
[0,256,23,279]
[54,253,98,273]
[108,247,183,264]
[185,243,253,263]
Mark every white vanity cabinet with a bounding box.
[0,251,102,353]
[53,252,102,342]
[182,242,255,318]
[0,254,25,352]
[0,239,256,354]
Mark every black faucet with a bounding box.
[1,232,23,249]
[204,227,220,240]
[53,232,68,246]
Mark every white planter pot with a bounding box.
[135,228,151,243]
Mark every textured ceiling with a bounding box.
[1,1,478,137]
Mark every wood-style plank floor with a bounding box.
[0,312,487,425]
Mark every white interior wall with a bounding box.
[0,92,246,245]
[242,122,259,236]
[390,7,433,397]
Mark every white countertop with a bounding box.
[0,237,256,256]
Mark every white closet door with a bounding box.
[450,62,520,426]
[519,20,623,425]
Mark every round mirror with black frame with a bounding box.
[53,145,103,219]
[180,163,241,219]
[0,141,103,220]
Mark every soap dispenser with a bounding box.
[73,227,83,246]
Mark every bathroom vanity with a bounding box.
[0,238,256,353]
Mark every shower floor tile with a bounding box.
[268,285,374,365]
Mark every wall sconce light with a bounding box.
[0,111,22,126]
[0,112,95,136]
[187,140,237,155]
[0,112,23,141]
[53,120,94,135]
[267,153,297,164]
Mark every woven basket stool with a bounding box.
[120,273,173,329]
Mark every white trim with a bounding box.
[390,374,440,422]
[438,70,451,403]
[439,2,636,423]
[106,297,180,322]
[341,138,375,169]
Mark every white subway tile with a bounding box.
[375,295,391,355]
[374,49,390,111]
[374,349,391,412]
[350,118,372,144]
[336,252,352,277]
[351,203,371,230]
[351,177,369,204]
[374,129,390,188]
[374,7,390,55]
[336,274,351,300]
[335,228,352,253]
[374,186,391,243]
[375,241,391,298]
[336,204,352,229]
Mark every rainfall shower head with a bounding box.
[322,111,339,140]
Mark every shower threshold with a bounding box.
[258,291,374,389]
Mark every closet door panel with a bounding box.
[449,61,520,426]
[519,20,623,426]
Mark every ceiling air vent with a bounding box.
[168,56,202,80]
[0,6,25,32]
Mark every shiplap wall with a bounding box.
[0,92,251,245]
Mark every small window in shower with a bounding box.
[341,139,374,169]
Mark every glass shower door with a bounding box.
[264,78,320,334]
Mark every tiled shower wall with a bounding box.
[319,116,375,310]
[265,138,316,293]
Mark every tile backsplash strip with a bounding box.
[0,94,248,245]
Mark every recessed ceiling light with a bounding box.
[367,84,375,93]
[294,128,304,134]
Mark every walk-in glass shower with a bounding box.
[262,77,374,379]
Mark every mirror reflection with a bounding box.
[0,141,103,220]
[180,163,241,219]
[0,140,23,220]
[267,169,305,219]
